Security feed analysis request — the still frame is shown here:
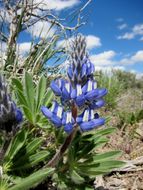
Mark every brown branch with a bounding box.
[46,126,78,168]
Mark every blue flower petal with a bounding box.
[50,80,62,96]
[96,88,108,99]
[90,99,105,109]
[71,88,77,99]
[41,106,52,119]
[76,112,84,124]
[85,89,99,101]
[67,66,73,79]
[80,118,105,131]
[64,123,73,133]
[51,115,62,127]
[75,95,85,107]
[15,109,23,123]
[62,84,71,100]
[81,63,87,78]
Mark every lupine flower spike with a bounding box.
[41,34,107,133]
[0,74,23,133]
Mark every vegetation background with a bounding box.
[0,0,143,189]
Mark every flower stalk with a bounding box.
[41,34,107,168]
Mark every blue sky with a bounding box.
[9,0,143,76]
[78,0,143,75]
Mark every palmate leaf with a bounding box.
[36,75,47,111]
[92,151,122,163]
[9,168,55,190]
[12,78,23,92]
[71,170,85,185]
[13,151,50,170]
[24,138,43,155]
[4,128,28,166]
[77,160,125,177]
[12,73,53,125]
[42,88,53,106]
[24,72,35,113]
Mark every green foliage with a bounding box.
[12,72,53,126]
[1,126,54,190]
[114,70,136,89]
[53,127,124,189]
[118,109,143,126]
[96,71,123,109]
[3,128,49,173]
[9,168,55,190]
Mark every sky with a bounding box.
[2,0,143,77]
[78,0,143,76]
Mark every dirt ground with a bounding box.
[95,89,143,190]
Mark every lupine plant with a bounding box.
[0,35,124,190]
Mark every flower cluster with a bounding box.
[41,35,107,133]
[0,75,23,133]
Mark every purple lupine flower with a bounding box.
[0,75,23,133]
[41,34,107,133]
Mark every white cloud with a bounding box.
[132,24,143,35]
[90,50,116,66]
[136,73,143,79]
[117,32,135,40]
[140,36,143,41]
[57,35,101,50]
[117,23,127,30]
[117,23,143,40]
[33,0,79,11]
[86,35,101,49]
[17,42,32,55]
[28,21,56,38]
[120,50,143,64]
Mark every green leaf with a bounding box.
[25,138,43,155]
[93,151,122,163]
[94,127,116,138]
[71,170,85,184]
[12,78,23,92]
[9,168,55,190]
[78,160,125,174]
[43,88,53,106]
[36,76,47,110]
[15,89,28,106]
[22,105,34,123]
[95,160,125,171]
[14,151,49,170]
[4,129,28,164]
[24,72,35,112]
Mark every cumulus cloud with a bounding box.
[86,35,101,49]
[17,42,32,55]
[90,50,116,66]
[117,32,134,40]
[28,21,56,38]
[57,35,101,50]
[117,23,143,40]
[33,0,80,11]
[117,23,127,30]
[120,50,143,64]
